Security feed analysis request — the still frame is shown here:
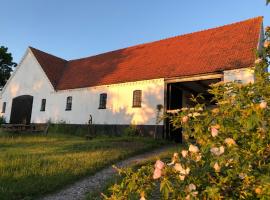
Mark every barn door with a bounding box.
[10,95,33,124]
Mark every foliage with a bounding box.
[123,125,140,137]
[0,116,6,125]
[0,132,167,200]
[87,146,178,200]
[103,27,270,199]
[0,46,17,87]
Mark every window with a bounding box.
[2,102,6,113]
[99,93,107,109]
[40,99,46,111]
[66,96,72,111]
[132,90,142,107]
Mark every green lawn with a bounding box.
[0,132,168,200]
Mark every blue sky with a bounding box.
[1,0,270,63]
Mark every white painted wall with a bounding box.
[224,67,255,84]
[0,49,164,125]
[0,50,54,122]
[48,79,164,125]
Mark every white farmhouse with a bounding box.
[0,17,264,139]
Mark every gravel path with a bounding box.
[40,146,174,200]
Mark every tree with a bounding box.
[267,0,270,5]
[0,46,17,87]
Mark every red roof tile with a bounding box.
[30,17,263,90]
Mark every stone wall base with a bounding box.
[47,123,164,138]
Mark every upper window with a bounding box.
[66,96,72,111]
[132,90,142,107]
[2,102,6,113]
[40,99,46,111]
[99,93,107,109]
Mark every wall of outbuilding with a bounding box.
[0,48,256,128]
[0,50,54,123]
[46,79,164,125]
[223,67,255,84]
[0,50,165,126]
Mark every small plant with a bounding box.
[155,104,164,139]
[0,116,6,125]
[123,125,139,137]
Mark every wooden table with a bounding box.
[2,124,30,132]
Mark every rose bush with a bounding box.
[102,27,270,200]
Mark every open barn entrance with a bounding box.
[10,95,33,124]
[165,75,222,142]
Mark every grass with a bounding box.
[0,131,169,200]
[85,145,182,200]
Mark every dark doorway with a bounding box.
[166,84,183,142]
[165,78,221,142]
[10,95,33,124]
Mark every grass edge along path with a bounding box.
[85,145,180,200]
[41,145,176,200]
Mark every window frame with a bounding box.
[99,93,107,109]
[65,96,72,111]
[40,99,46,111]
[1,102,6,113]
[132,90,142,108]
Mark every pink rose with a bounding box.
[264,40,270,48]
[213,162,221,172]
[154,160,165,170]
[173,152,179,158]
[239,173,247,180]
[153,168,162,179]
[189,144,199,153]
[259,101,267,109]
[181,150,188,158]
[210,146,225,156]
[182,116,189,123]
[211,127,219,137]
[140,196,146,200]
[188,183,196,191]
[179,175,185,181]
[195,154,202,162]
[224,138,236,147]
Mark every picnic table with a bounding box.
[1,123,49,134]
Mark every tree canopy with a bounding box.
[0,46,17,88]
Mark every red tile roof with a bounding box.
[30,17,263,90]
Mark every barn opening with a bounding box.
[10,95,33,124]
[165,74,222,142]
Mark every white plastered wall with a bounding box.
[223,67,255,84]
[0,50,55,122]
[48,79,164,125]
[0,49,164,125]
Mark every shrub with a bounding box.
[103,27,270,199]
[123,125,139,137]
[0,116,6,125]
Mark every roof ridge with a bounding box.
[68,16,263,62]
[29,46,67,62]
